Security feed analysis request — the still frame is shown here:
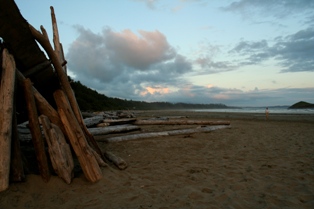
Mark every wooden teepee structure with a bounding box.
[0,0,105,192]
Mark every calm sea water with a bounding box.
[192,107,314,115]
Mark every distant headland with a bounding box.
[288,101,314,109]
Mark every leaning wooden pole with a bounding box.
[0,49,16,192]
[16,69,66,134]
[29,24,105,161]
[23,78,50,182]
[50,6,66,72]
[54,89,102,182]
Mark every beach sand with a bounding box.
[1,111,314,208]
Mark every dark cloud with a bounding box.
[66,26,192,100]
[194,57,236,74]
[230,27,314,72]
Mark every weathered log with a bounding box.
[16,69,65,134]
[50,6,67,73]
[90,148,108,167]
[102,118,137,126]
[39,115,74,184]
[96,122,110,127]
[104,151,127,170]
[22,60,51,77]
[53,89,102,182]
[23,78,50,182]
[0,49,16,192]
[147,116,187,120]
[89,125,141,136]
[29,24,104,161]
[103,125,230,142]
[134,119,230,126]
[84,115,104,128]
[10,104,25,182]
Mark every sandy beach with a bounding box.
[1,110,314,209]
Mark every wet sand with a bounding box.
[1,110,314,208]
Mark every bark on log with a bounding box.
[89,125,141,136]
[104,151,127,170]
[103,125,230,142]
[0,49,16,192]
[39,115,74,184]
[29,25,104,161]
[54,89,102,182]
[134,119,230,126]
[23,78,50,182]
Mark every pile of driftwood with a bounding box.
[80,112,231,142]
[0,6,106,192]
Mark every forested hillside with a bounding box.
[69,77,228,111]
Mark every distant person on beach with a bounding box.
[265,107,269,120]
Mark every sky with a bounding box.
[14,0,314,107]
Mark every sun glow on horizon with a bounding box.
[140,86,170,96]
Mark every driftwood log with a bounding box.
[54,89,103,182]
[103,125,230,142]
[134,119,230,126]
[23,78,51,182]
[102,118,137,126]
[0,49,16,192]
[104,151,127,170]
[39,115,74,184]
[89,124,141,136]
[50,6,67,73]
[84,115,104,128]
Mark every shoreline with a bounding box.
[134,109,314,123]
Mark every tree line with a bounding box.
[69,77,228,111]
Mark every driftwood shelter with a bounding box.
[0,0,106,191]
[0,1,230,192]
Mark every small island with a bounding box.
[288,101,314,109]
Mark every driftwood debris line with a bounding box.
[102,125,231,143]
[134,119,230,126]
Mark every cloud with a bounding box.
[229,27,314,72]
[66,26,192,101]
[132,0,159,9]
[221,0,314,19]
[194,57,236,74]
[105,29,176,70]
